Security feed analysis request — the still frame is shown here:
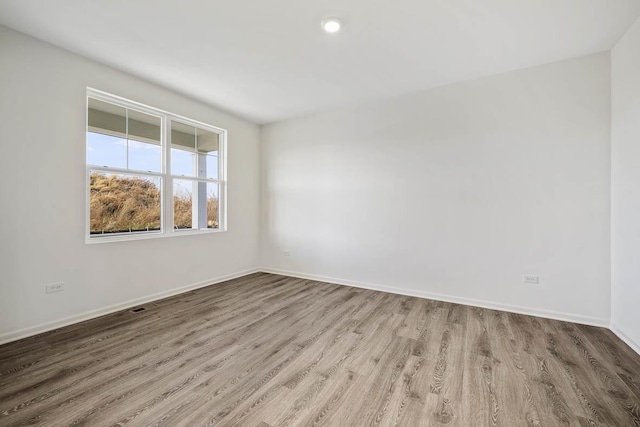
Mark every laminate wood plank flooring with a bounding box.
[1,272,639,426]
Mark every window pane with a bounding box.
[87,132,126,169]
[129,139,161,172]
[171,148,196,176]
[171,121,197,176]
[87,99,127,168]
[89,171,161,235]
[173,179,193,230]
[128,109,161,142]
[206,182,220,229]
[171,121,196,150]
[173,180,219,230]
[128,109,161,172]
[88,98,126,135]
[197,128,219,179]
[205,154,219,180]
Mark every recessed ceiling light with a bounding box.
[321,18,342,34]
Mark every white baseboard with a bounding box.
[260,267,610,328]
[610,323,640,356]
[0,268,260,346]
[0,267,615,347]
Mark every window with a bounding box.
[86,89,226,242]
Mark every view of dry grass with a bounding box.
[173,186,220,230]
[90,172,218,234]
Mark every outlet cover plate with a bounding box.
[46,282,64,293]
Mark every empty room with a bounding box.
[1,0,640,425]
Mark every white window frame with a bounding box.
[85,88,227,244]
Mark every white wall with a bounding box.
[0,26,261,342]
[611,17,640,353]
[0,23,621,344]
[261,53,612,326]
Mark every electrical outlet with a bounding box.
[46,282,64,293]
[523,275,539,285]
[283,250,291,257]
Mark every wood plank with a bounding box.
[0,273,639,426]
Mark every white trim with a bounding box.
[88,165,164,179]
[85,227,225,244]
[610,323,640,356]
[168,174,222,184]
[0,268,616,347]
[0,268,259,346]
[259,267,610,328]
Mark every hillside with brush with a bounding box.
[90,173,218,234]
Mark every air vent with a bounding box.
[131,307,146,313]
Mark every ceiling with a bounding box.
[1,0,639,124]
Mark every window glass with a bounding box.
[171,121,197,177]
[89,171,161,235]
[206,182,220,229]
[87,98,127,168]
[88,98,126,135]
[128,140,162,173]
[197,128,219,180]
[86,91,226,241]
[87,132,127,169]
[173,179,194,230]
[127,109,161,172]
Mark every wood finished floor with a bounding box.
[1,273,640,427]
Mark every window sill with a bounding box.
[85,228,226,244]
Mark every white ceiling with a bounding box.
[1,0,639,124]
